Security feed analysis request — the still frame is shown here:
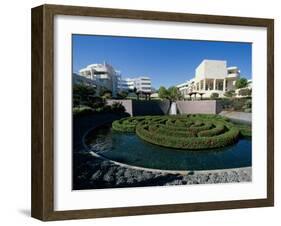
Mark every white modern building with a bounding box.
[79,62,120,97]
[177,60,242,98]
[119,76,152,93]
[134,77,152,93]
[118,78,135,91]
[72,73,97,87]
[78,62,152,97]
[177,78,196,97]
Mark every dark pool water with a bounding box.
[86,125,252,171]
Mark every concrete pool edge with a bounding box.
[89,150,252,176]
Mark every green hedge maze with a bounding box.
[112,114,251,150]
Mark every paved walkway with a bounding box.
[219,111,252,124]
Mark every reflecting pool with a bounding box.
[86,125,252,171]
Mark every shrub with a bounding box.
[244,108,251,113]
[239,88,252,97]
[101,91,112,99]
[242,99,252,113]
[197,123,225,137]
[111,102,126,113]
[235,123,252,137]
[220,98,252,112]
[95,107,104,113]
[73,106,94,116]
[224,90,236,98]
[210,92,219,99]
[99,87,112,98]
[103,105,112,113]
[90,97,104,109]
[112,116,148,132]
[112,114,249,150]
[136,121,239,150]
[219,98,233,110]
[232,98,246,111]
[117,91,128,99]
[244,99,252,108]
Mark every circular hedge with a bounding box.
[112,114,250,150]
[112,116,151,132]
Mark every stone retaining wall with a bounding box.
[132,100,170,116]
[107,99,170,116]
[176,100,222,114]
[107,99,222,116]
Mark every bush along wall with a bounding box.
[112,114,251,150]
[220,97,252,113]
[73,102,126,117]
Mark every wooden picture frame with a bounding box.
[31,4,274,221]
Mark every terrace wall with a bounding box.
[107,99,222,116]
[132,100,170,116]
[106,99,170,116]
[176,100,222,114]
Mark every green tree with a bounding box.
[235,77,248,89]
[99,87,112,98]
[158,86,182,101]
[117,91,128,99]
[158,86,169,99]
[73,84,96,106]
[101,91,112,99]
[167,86,183,101]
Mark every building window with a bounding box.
[209,80,213,90]
[218,81,223,91]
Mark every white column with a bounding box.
[223,79,226,91]
[203,79,206,91]
[213,79,216,90]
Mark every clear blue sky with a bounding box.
[72,34,252,89]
